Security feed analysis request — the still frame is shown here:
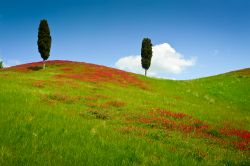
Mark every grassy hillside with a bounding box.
[0,60,249,165]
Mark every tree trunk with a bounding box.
[145,69,147,76]
[43,60,46,69]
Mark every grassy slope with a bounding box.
[0,60,249,165]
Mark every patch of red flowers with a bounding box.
[124,107,250,151]
[155,109,188,119]
[54,61,147,89]
[220,128,250,139]
[61,67,73,72]
[45,93,81,104]
[7,60,147,89]
[196,125,209,130]
[139,117,155,125]
[139,115,198,133]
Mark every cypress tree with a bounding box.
[37,19,51,69]
[141,38,153,76]
[0,61,3,69]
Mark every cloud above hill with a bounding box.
[115,43,196,77]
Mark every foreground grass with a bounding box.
[0,61,249,165]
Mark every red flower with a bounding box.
[221,128,250,139]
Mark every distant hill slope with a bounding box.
[0,60,249,165]
[227,68,250,76]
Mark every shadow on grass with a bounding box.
[27,66,43,71]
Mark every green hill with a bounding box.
[0,60,249,165]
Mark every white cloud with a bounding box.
[115,43,196,77]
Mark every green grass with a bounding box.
[0,61,249,165]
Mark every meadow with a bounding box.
[0,60,249,165]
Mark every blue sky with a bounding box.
[0,0,249,79]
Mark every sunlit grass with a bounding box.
[0,61,249,165]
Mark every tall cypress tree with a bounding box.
[37,19,51,69]
[141,38,153,76]
[0,61,3,69]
